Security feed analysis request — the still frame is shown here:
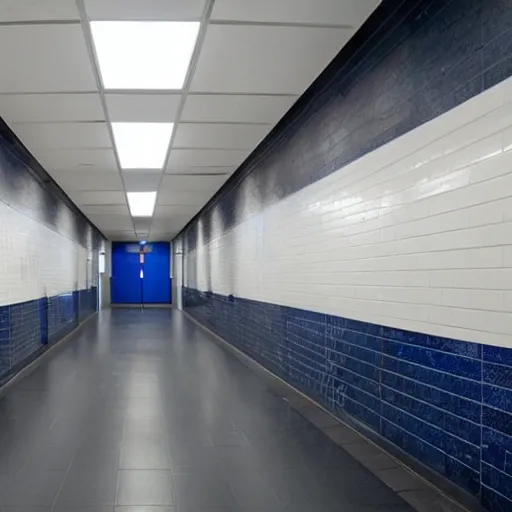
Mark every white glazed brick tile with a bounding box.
[184,76,512,348]
[0,201,87,306]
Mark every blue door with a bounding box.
[111,243,142,304]
[143,242,171,304]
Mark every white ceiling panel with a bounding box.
[123,171,162,191]
[182,94,297,124]
[107,231,138,241]
[0,94,104,124]
[151,218,188,231]
[87,214,133,230]
[134,219,152,232]
[51,171,123,191]
[82,204,129,215]
[191,24,354,94]
[173,123,270,149]
[0,0,79,21]
[165,167,234,176]
[106,94,181,122]
[211,0,378,26]
[85,0,205,20]
[161,174,227,192]
[12,122,111,150]
[0,25,97,93]
[73,191,126,205]
[154,205,200,216]
[158,189,212,206]
[35,148,118,172]
[167,149,249,169]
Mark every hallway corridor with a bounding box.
[0,310,414,511]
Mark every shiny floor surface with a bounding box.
[0,309,413,511]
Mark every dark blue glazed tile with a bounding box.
[482,0,512,45]
[381,418,446,476]
[331,366,380,398]
[482,463,512,501]
[285,306,326,325]
[482,427,512,474]
[483,345,512,367]
[382,386,480,446]
[339,396,381,432]
[381,370,481,423]
[483,385,512,415]
[445,455,481,496]
[329,353,380,383]
[382,403,479,470]
[383,340,481,380]
[481,484,512,512]
[484,362,512,390]
[426,336,481,359]
[483,406,512,437]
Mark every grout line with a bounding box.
[209,19,355,29]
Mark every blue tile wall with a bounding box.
[0,288,97,384]
[183,287,512,511]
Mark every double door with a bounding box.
[111,242,171,304]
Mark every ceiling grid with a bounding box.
[0,0,380,241]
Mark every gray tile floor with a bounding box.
[0,309,415,511]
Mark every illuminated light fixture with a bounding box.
[90,21,200,89]
[127,191,157,217]
[112,122,173,169]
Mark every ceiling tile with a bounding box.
[12,122,111,150]
[151,218,188,231]
[123,171,162,191]
[106,94,181,122]
[107,231,137,241]
[154,205,199,216]
[0,25,97,93]
[161,174,227,192]
[167,149,249,169]
[81,204,129,215]
[182,94,297,124]
[157,189,212,206]
[85,0,205,20]
[51,171,123,191]
[165,166,234,176]
[134,219,152,232]
[211,0,378,26]
[34,148,118,172]
[87,214,133,230]
[191,24,354,94]
[173,123,270,149]
[73,191,126,205]
[0,94,103,123]
[0,0,79,21]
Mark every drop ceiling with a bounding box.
[0,0,379,242]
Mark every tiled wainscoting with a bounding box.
[0,287,98,383]
[184,287,512,511]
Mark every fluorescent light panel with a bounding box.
[112,122,173,169]
[91,21,200,89]
[127,192,157,217]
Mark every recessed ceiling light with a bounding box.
[90,21,200,89]
[112,122,173,169]
[127,191,157,217]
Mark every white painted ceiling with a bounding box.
[0,0,379,241]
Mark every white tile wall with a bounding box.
[184,76,512,348]
[0,200,87,306]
